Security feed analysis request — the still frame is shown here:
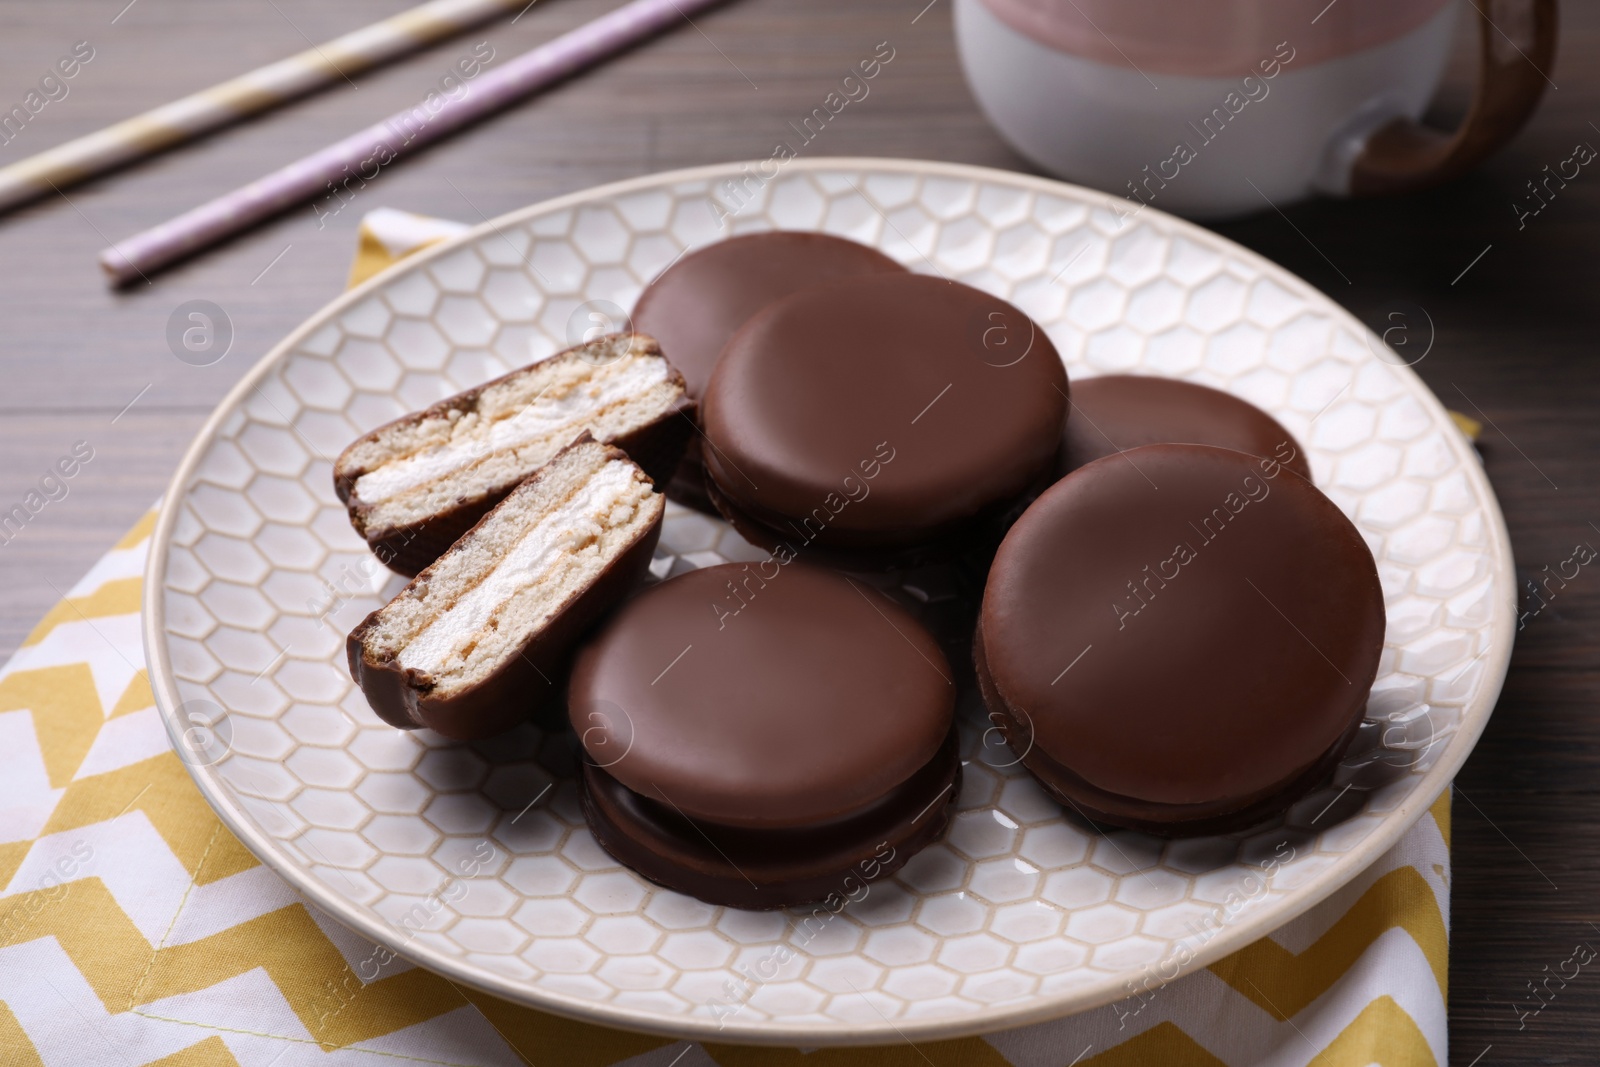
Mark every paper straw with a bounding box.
[0,0,534,215]
[99,0,734,285]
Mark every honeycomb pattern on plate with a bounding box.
[153,161,1509,1041]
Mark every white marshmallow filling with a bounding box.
[338,336,681,537]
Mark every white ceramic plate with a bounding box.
[144,159,1514,1046]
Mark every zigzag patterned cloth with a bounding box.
[0,210,1452,1067]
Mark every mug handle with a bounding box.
[1349,0,1557,195]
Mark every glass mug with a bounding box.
[955,0,1557,217]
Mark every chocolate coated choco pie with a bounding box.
[700,273,1068,570]
[569,562,958,909]
[631,232,905,510]
[1059,374,1312,482]
[977,443,1385,835]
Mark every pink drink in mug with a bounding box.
[956,0,1556,217]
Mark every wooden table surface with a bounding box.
[1,1,1594,1061]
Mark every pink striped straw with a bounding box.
[0,0,532,215]
[99,0,734,285]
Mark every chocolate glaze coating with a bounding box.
[569,562,955,829]
[631,232,906,510]
[700,273,1068,568]
[700,464,1052,575]
[581,729,961,910]
[1059,374,1311,483]
[974,628,1362,836]
[978,443,1385,835]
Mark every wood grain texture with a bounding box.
[0,1,1595,1061]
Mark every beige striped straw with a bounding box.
[0,0,533,214]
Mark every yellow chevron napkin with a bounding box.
[0,209,1453,1067]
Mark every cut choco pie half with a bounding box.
[699,273,1068,570]
[348,435,663,740]
[631,231,906,511]
[335,333,689,576]
[977,443,1385,835]
[569,562,959,909]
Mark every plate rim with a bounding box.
[142,156,1515,1047]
